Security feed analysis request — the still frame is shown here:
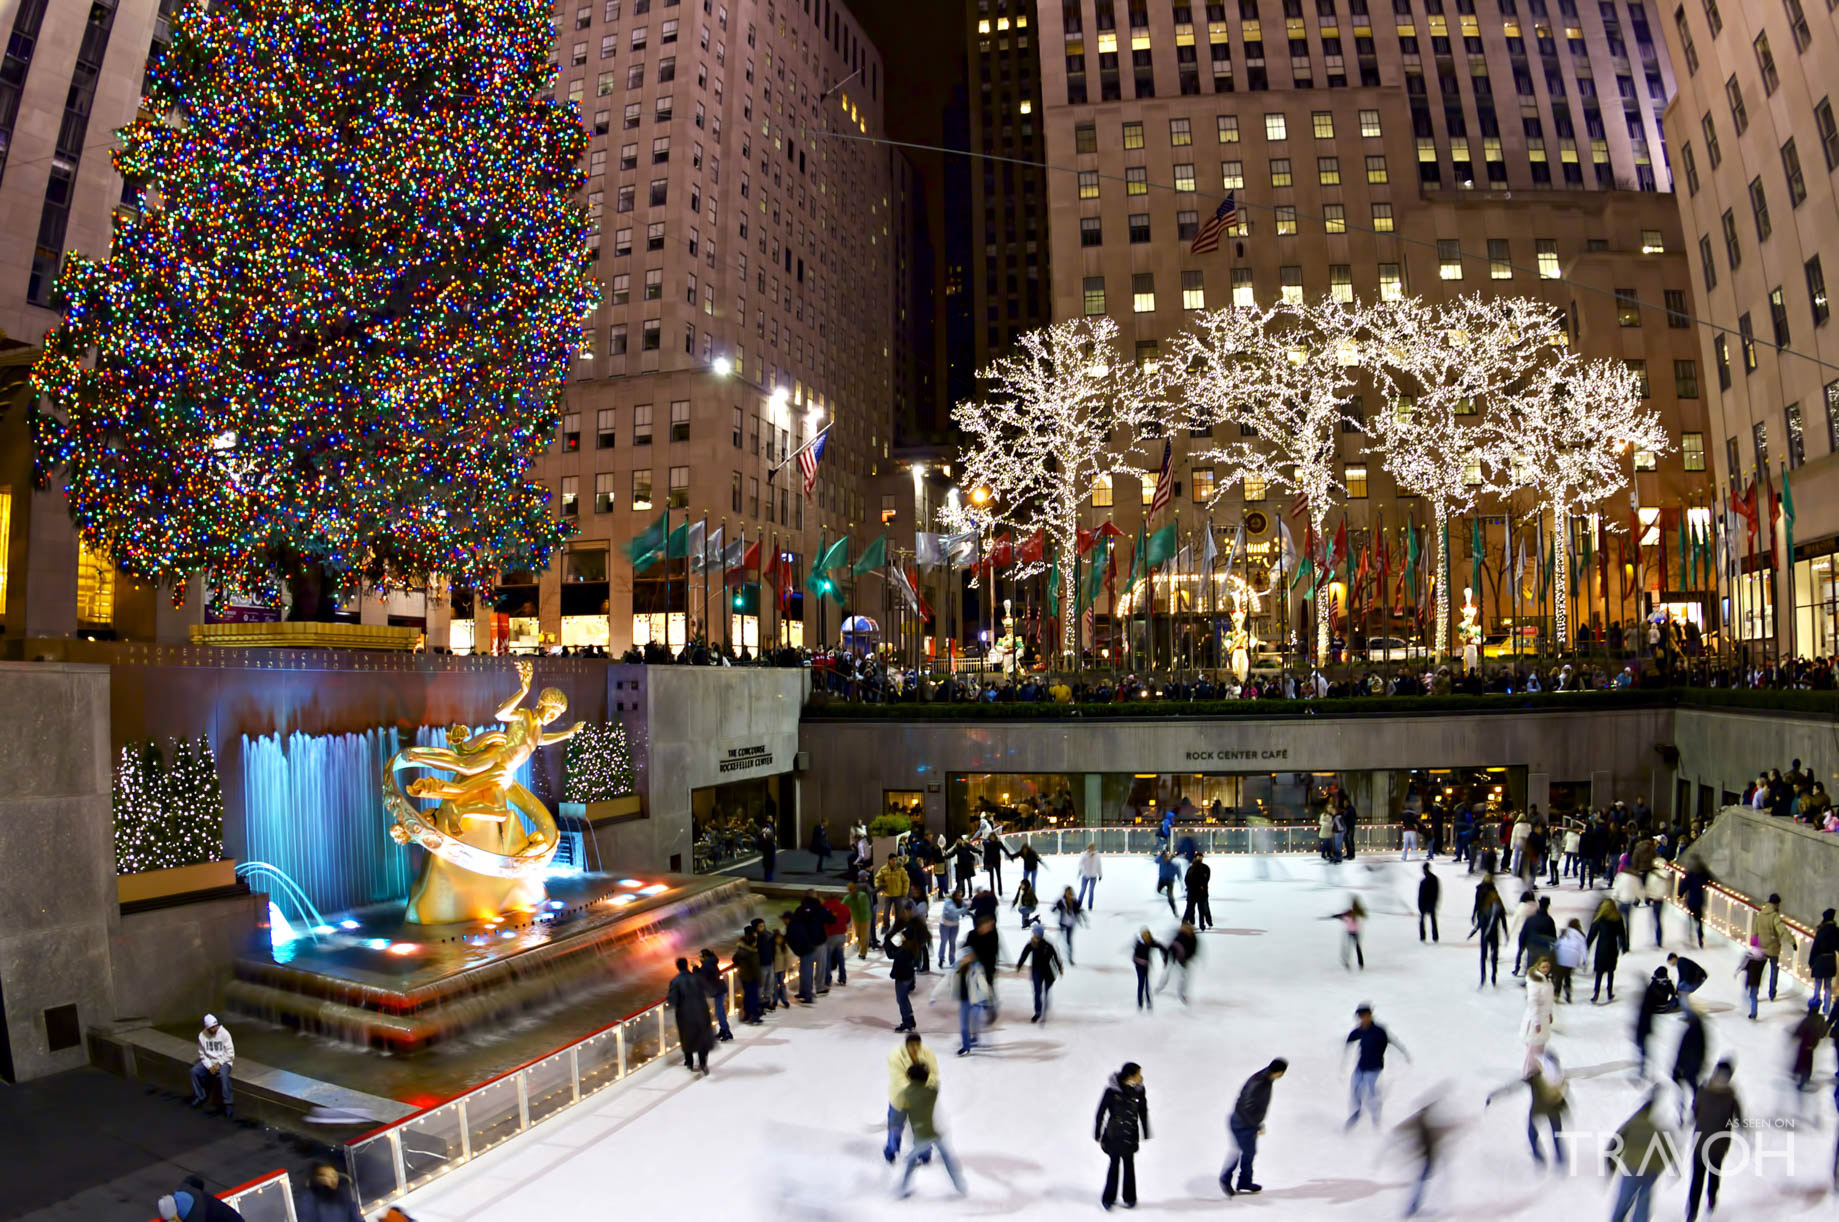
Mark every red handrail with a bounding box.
[146,1169,290,1222]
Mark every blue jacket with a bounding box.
[1159,811,1174,838]
[1157,856,1179,885]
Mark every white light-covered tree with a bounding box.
[948,316,1155,656]
[1364,295,1567,659]
[1170,300,1381,667]
[1494,353,1669,649]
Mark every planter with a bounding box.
[189,622,421,650]
[558,795,645,826]
[117,859,238,905]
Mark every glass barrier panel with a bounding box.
[576,1027,623,1097]
[525,1051,576,1125]
[397,1101,466,1193]
[623,1011,664,1067]
[348,1135,403,1211]
[224,1177,293,1222]
[464,1077,525,1158]
[656,1005,681,1054]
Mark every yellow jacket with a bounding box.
[876,860,910,898]
[888,1042,939,1103]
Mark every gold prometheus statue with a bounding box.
[385,660,583,924]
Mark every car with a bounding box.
[1483,629,1542,658]
[1364,636,1430,662]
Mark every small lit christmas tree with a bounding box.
[563,723,637,803]
[31,0,598,607]
[115,736,226,873]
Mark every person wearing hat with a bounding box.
[156,1176,246,1221]
[190,1014,236,1118]
[1093,1062,1150,1210]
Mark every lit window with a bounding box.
[1083,276,1107,315]
[1170,117,1192,146]
[1345,464,1368,498]
[1371,202,1393,232]
[1488,238,1511,279]
[1365,155,1388,183]
[1141,472,1158,507]
[1270,158,1293,187]
[1280,266,1303,303]
[1318,156,1340,184]
[1616,289,1642,327]
[1181,269,1205,310]
[1132,273,1156,313]
[1221,160,1244,189]
[1192,467,1216,501]
[1626,359,1650,398]
[1126,167,1148,195]
[1218,115,1240,143]
[1312,111,1334,139]
[1092,473,1114,507]
[1438,239,1463,280]
[1078,170,1100,198]
[1682,432,1705,471]
[1640,229,1666,254]
[1174,163,1197,192]
[1232,267,1255,306]
[1379,263,1404,300]
[1242,475,1267,502]
[1265,113,1288,141]
[1323,204,1346,233]
[1275,205,1297,235]
[1536,238,1560,279]
[632,468,654,511]
[1359,109,1382,138]
[1123,121,1145,149]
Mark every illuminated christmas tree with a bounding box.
[31,0,599,608]
[114,737,226,874]
[563,722,637,803]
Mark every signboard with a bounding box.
[718,743,776,774]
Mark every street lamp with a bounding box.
[969,484,993,509]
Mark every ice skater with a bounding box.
[1052,884,1087,965]
[1094,1062,1150,1210]
[1671,1001,1707,1120]
[1220,1058,1286,1196]
[1076,842,1102,910]
[1606,1091,1678,1222]
[1395,1098,1454,1217]
[1586,897,1627,1004]
[1343,1003,1409,1128]
[1470,878,1507,987]
[1634,967,1677,1076]
[1737,936,1767,1019]
[937,888,965,969]
[1329,896,1368,970]
[1485,1051,1570,1167]
[1685,1060,1741,1222]
[1011,875,1039,929]
[1520,958,1555,1075]
[1553,918,1586,1003]
[1015,924,1063,1023]
[1417,862,1440,943]
[883,1032,938,1162]
[1154,850,1180,918]
[1183,851,1213,930]
[1131,927,1166,1011]
[1158,920,1199,1004]
[930,947,992,1056]
[892,1062,967,1198]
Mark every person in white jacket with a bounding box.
[1553,919,1587,1003]
[1641,868,1669,949]
[190,1013,236,1118]
[1519,961,1556,1075]
[1076,844,1103,910]
[931,948,994,1055]
[1509,816,1533,876]
[1612,866,1644,929]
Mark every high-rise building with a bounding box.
[0,0,181,640]
[530,0,896,656]
[1036,0,1710,652]
[1657,0,1837,659]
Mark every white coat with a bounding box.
[1612,871,1644,906]
[1520,974,1555,1047]
[1078,851,1103,880]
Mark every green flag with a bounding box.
[851,532,887,575]
[624,509,669,570]
[1781,463,1795,569]
[818,534,852,572]
[1146,521,1178,568]
[1470,516,1483,593]
[1405,522,1420,598]
[1290,554,1315,591]
[1079,538,1108,611]
[1046,559,1062,607]
[805,533,847,604]
[1130,520,1147,588]
[666,520,691,559]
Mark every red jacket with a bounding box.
[821,898,850,937]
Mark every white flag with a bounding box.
[1200,523,1218,572]
[1277,517,1295,573]
[915,531,946,570]
[723,533,746,569]
[684,520,707,571]
[1226,520,1245,570]
[702,526,724,570]
[944,530,979,569]
[890,565,921,612]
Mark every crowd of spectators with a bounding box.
[1743,759,1839,832]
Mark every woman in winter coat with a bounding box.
[1553,919,1586,1003]
[1471,880,1507,987]
[937,889,967,968]
[1737,936,1768,1020]
[1586,898,1628,1003]
[1509,890,1539,976]
[1806,907,1838,1013]
[1131,928,1167,1010]
[1094,1062,1151,1210]
[666,957,716,1075]
[1520,959,1556,1074]
[1077,843,1103,910]
[1053,886,1088,966]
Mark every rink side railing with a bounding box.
[341,967,740,1213]
[1658,861,1819,989]
[144,1170,297,1222]
[998,822,1404,857]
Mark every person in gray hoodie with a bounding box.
[189,1015,236,1119]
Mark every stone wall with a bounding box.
[1671,707,1839,814]
[111,893,266,1027]
[1684,806,1839,929]
[0,662,114,1080]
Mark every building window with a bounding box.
[1681,141,1699,196]
[1616,289,1641,327]
[1132,273,1156,313]
[1726,75,1747,134]
[1786,401,1805,467]
[1280,266,1303,302]
[1754,33,1779,96]
[1438,240,1463,280]
[1323,204,1345,233]
[1782,139,1807,207]
[1665,289,1691,328]
[1076,122,1097,153]
[1232,267,1255,306]
[732,471,743,513]
[731,406,742,448]
[1371,202,1394,232]
[1701,113,1721,168]
[1265,113,1287,141]
[1379,263,1404,300]
[594,472,616,514]
[1317,156,1340,185]
[1078,170,1100,198]
[1242,475,1266,502]
[1126,166,1148,194]
[632,468,654,510]
[1808,255,1830,327]
[1752,421,1769,471]
[1269,158,1293,186]
[1359,109,1382,138]
[1740,313,1759,371]
[1674,359,1700,399]
[1714,335,1731,389]
[644,268,663,300]
[1176,210,1199,240]
[1123,121,1145,149]
[1140,471,1158,508]
[1174,163,1197,192]
[1627,359,1650,398]
[633,403,655,444]
[1081,216,1103,247]
[561,412,581,450]
[1817,98,1839,170]
[1083,276,1107,315]
[667,466,689,509]
[1721,209,1741,269]
[1170,117,1192,146]
[1192,467,1216,501]
[1682,432,1705,471]
[1365,155,1389,183]
[1699,235,1718,290]
[1092,472,1114,507]
[1221,160,1245,189]
[1345,464,1368,498]
[1275,205,1297,235]
[1784,0,1812,52]
[1218,115,1240,143]
[1633,447,1657,472]
[1488,239,1511,279]
[560,475,579,517]
[1312,111,1335,140]
[1828,381,1839,453]
[669,399,690,441]
[1330,264,1353,303]
[1536,238,1560,279]
[1749,177,1771,242]
[1182,269,1205,310]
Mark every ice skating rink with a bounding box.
[396,853,1836,1219]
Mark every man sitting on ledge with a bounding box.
[189,1013,236,1119]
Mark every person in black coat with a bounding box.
[952,837,979,893]
[1808,908,1838,1016]
[964,915,1001,991]
[666,958,715,1074]
[981,834,1005,893]
[1131,928,1167,1010]
[1670,1005,1708,1119]
[696,948,733,1042]
[156,1178,247,1222]
[1095,1062,1150,1210]
[1182,852,1213,930]
[1586,901,1627,1003]
[1417,863,1441,942]
[293,1164,364,1222]
[1015,925,1063,1022]
[1220,1058,1287,1196]
[1635,968,1678,1076]
[1520,896,1558,969]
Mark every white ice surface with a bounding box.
[395,853,1836,1220]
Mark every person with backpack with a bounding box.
[1094,1062,1151,1210]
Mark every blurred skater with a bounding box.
[1485,1052,1570,1167]
[1685,1060,1740,1222]
[1132,928,1166,1011]
[1417,863,1440,943]
[1344,1003,1409,1129]
[1015,924,1063,1023]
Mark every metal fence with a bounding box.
[1002,823,1403,857]
[343,970,738,1213]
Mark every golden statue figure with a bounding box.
[385,661,584,924]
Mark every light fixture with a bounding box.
[711,356,733,377]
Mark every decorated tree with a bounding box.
[1172,300,1382,666]
[1364,296,1564,659]
[1495,355,1668,650]
[30,0,599,611]
[949,316,1155,656]
[563,722,638,803]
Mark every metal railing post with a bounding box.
[616,1024,627,1079]
[458,1100,472,1161]
[388,1131,407,1198]
[569,1047,581,1104]
[657,1007,666,1056]
[516,1074,531,1133]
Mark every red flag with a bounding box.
[1376,524,1390,589]
[1329,518,1348,571]
[1077,527,1098,555]
[725,540,760,585]
[988,533,1014,570]
[1355,542,1371,600]
[907,565,934,622]
[1018,527,1046,565]
[1731,481,1758,540]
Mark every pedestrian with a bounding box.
[889,924,919,1032]
[770,913,795,1008]
[1485,1051,1569,1167]
[1635,967,1676,1076]
[1520,958,1555,1075]
[1643,867,1668,948]
[1811,907,1839,1016]
[1076,842,1102,910]
[1154,850,1180,918]
[1586,897,1627,1003]
[893,1061,967,1198]
[696,948,733,1042]
[981,831,1005,894]
[811,821,831,873]
[1417,862,1440,943]
[820,892,850,990]
[1343,1003,1409,1128]
[1220,1058,1287,1196]
[1159,921,1200,1004]
[1183,851,1213,930]
[1791,1000,1829,1092]
[875,854,911,942]
[883,1031,938,1162]
[1052,884,1087,966]
[733,927,763,1024]
[758,821,777,882]
[1509,889,1539,976]
[1737,937,1767,1020]
[1680,861,1713,949]
[1131,928,1166,1010]
[1554,918,1586,1003]
[667,957,715,1076]
[844,880,873,960]
[1671,1002,1707,1119]
[293,1162,364,1222]
[1606,1093,1678,1222]
[1331,896,1367,970]
[931,946,992,1055]
[1668,951,1708,1002]
[156,1180,246,1222]
[1757,892,1798,1002]
[1685,1060,1741,1222]
[1470,879,1507,988]
[937,888,966,969]
[1011,875,1039,929]
[188,1014,236,1119]
[1015,924,1063,1023]
[1094,1062,1150,1210]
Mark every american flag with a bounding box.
[1189,192,1238,255]
[1149,438,1174,517]
[798,430,828,498]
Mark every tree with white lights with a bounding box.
[1171,300,1381,667]
[949,316,1154,656]
[1364,296,1565,659]
[1495,353,1668,651]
